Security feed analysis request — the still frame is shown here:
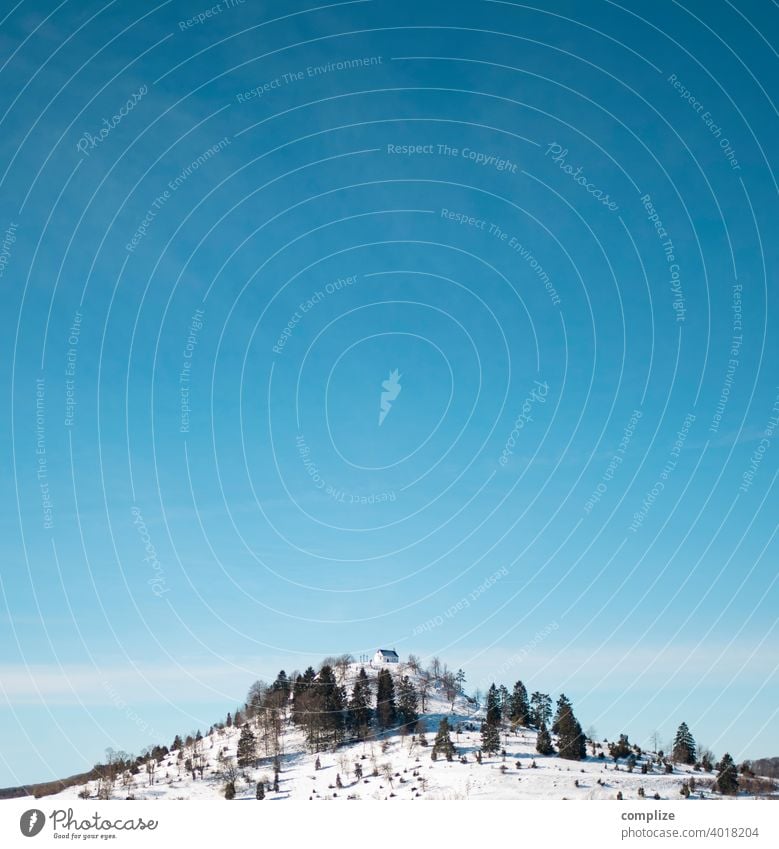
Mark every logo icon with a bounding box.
[19,809,45,837]
[379,369,402,426]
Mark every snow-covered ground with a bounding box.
[49,663,774,801]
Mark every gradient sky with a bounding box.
[0,0,777,786]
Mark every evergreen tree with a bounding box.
[273,773,279,793]
[171,734,183,752]
[481,720,501,755]
[672,722,697,765]
[509,680,530,726]
[376,668,397,729]
[432,717,456,761]
[225,712,232,728]
[481,683,502,755]
[347,668,372,739]
[715,753,739,795]
[498,685,510,721]
[530,692,552,727]
[236,724,257,767]
[556,701,586,761]
[536,722,555,755]
[271,670,291,699]
[224,780,235,799]
[397,676,419,731]
[552,694,572,735]
[455,669,466,692]
[314,665,345,748]
[291,667,316,726]
[256,781,265,800]
[609,734,632,762]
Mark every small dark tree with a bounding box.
[672,722,696,765]
[715,753,739,795]
[256,781,265,799]
[432,717,456,761]
[530,691,552,727]
[609,734,632,762]
[376,668,397,729]
[536,723,555,755]
[236,724,257,767]
[556,701,586,761]
[397,676,419,731]
[224,780,235,799]
[509,680,530,726]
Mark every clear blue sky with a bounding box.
[0,0,777,786]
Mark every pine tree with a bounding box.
[272,670,291,699]
[256,781,265,799]
[347,668,372,739]
[273,772,279,793]
[715,753,739,795]
[432,717,456,761]
[224,780,235,799]
[552,694,572,735]
[376,668,397,729]
[536,722,555,755]
[225,712,232,728]
[672,722,697,765]
[397,676,419,731]
[236,724,257,767]
[556,701,586,761]
[171,735,183,752]
[530,692,552,727]
[498,685,510,721]
[509,680,530,726]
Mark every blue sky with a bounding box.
[0,0,777,786]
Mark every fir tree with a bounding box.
[481,720,501,755]
[556,701,586,761]
[236,724,257,767]
[256,781,265,800]
[273,772,279,793]
[536,722,555,755]
[509,680,530,726]
[432,717,456,761]
[672,722,697,765]
[225,712,232,728]
[347,668,372,739]
[455,669,466,692]
[376,668,397,729]
[552,694,572,735]
[397,675,419,731]
[715,753,739,795]
[480,683,502,755]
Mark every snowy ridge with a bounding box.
[46,662,776,801]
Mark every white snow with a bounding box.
[49,663,773,802]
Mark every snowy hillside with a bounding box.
[47,662,776,802]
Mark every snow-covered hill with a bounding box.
[47,663,775,802]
